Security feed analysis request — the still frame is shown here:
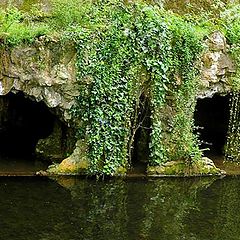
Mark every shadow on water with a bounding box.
[1,176,240,239]
[0,157,49,176]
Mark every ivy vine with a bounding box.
[66,1,204,174]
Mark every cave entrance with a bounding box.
[194,94,230,158]
[0,92,58,173]
[130,94,151,175]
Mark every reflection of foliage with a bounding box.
[61,176,217,240]
[185,177,240,240]
[4,176,240,240]
[41,176,240,239]
[66,178,128,239]
[43,176,240,239]
[138,178,216,239]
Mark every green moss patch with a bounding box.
[147,157,224,176]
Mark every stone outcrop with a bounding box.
[199,31,236,98]
[0,37,81,164]
[0,37,78,122]
[147,157,225,176]
[35,119,76,161]
[46,140,89,175]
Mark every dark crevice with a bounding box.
[194,94,230,157]
[0,92,56,159]
[130,94,151,174]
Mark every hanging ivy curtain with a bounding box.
[225,92,240,161]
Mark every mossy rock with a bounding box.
[44,140,89,175]
[47,158,89,175]
[147,157,225,177]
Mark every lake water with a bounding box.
[1,175,240,240]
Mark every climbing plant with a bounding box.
[225,92,240,161]
[221,5,240,161]
[60,1,204,174]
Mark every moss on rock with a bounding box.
[147,157,225,176]
[46,140,89,175]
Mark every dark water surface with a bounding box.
[0,176,240,240]
[0,157,49,176]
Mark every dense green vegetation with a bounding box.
[0,0,239,174]
[65,1,203,174]
[225,92,240,161]
[221,4,240,161]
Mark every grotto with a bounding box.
[0,92,57,157]
[0,91,76,174]
[194,94,230,158]
[1,1,240,239]
[130,94,151,174]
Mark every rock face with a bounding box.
[35,119,76,162]
[199,31,235,98]
[0,37,81,164]
[0,37,79,122]
[47,140,89,175]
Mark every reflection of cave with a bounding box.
[132,94,151,172]
[0,92,58,158]
[194,94,230,156]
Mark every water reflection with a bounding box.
[54,176,218,240]
[1,176,240,239]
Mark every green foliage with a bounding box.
[148,13,203,165]
[72,3,141,174]
[221,4,240,90]
[63,1,204,173]
[49,0,93,30]
[0,7,50,46]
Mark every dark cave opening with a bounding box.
[0,92,56,159]
[194,94,230,157]
[131,94,151,174]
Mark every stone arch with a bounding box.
[0,41,79,168]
